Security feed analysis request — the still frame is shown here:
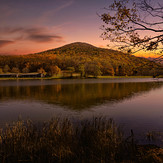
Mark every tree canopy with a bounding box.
[100,0,163,63]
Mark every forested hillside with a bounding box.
[0,42,162,76]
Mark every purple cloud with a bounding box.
[0,40,14,47]
[0,27,64,43]
[28,34,63,43]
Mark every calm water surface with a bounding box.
[0,78,163,144]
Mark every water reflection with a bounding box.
[0,80,163,110]
[0,79,163,145]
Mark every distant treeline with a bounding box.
[0,42,162,77]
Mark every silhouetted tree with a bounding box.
[100,0,163,63]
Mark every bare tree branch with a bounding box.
[100,0,163,58]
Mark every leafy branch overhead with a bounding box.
[100,0,163,56]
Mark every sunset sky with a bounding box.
[0,0,160,57]
[0,0,111,55]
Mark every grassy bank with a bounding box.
[98,76,154,78]
[0,75,160,80]
[0,117,162,163]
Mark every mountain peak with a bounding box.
[40,42,99,55]
[37,41,123,56]
[55,42,97,50]
[64,42,96,47]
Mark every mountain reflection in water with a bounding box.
[0,80,163,110]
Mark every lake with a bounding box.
[0,78,163,145]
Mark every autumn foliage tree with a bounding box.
[49,65,61,76]
[11,67,20,73]
[67,67,75,77]
[3,65,11,73]
[85,62,102,77]
[78,64,85,77]
[100,0,163,63]
[37,68,46,75]
[22,67,30,73]
[0,68,3,73]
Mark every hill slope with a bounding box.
[37,42,125,56]
[0,42,162,76]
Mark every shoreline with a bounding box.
[0,75,162,80]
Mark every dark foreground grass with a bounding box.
[0,117,162,163]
